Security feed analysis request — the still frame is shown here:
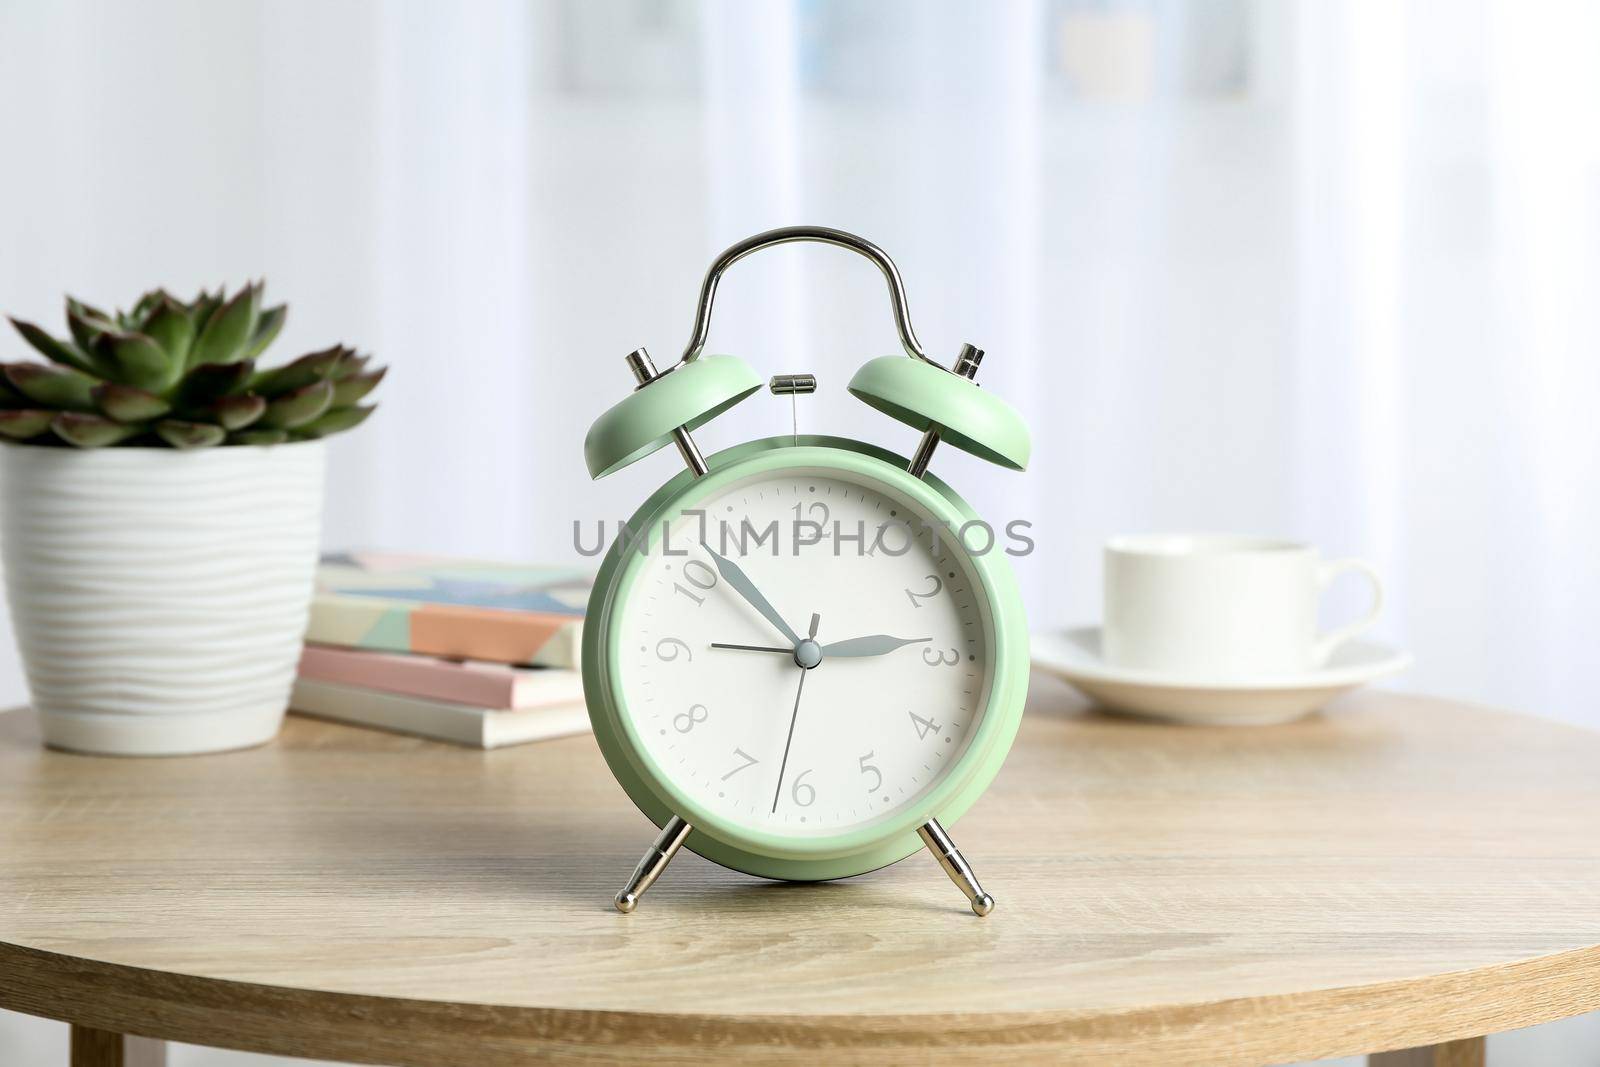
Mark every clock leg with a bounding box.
[614,815,692,913]
[918,817,995,917]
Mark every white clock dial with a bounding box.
[616,467,993,837]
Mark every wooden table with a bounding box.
[2,680,1598,1067]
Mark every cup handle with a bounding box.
[1313,558,1383,666]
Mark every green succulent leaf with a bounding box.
[293,403,373,439]
[91,329,175,391]
[188,282,259,367]
[0,368,29,408]
[127,289,167,331]
[5,363,96,411]
[141,299,196,369]
[51,412,143,448]
[252,345,342,397]
[208,393,267,430]
[245,303,287,360]
[65,297,113,344]
[0,409,55,440]
[65,303,118,355]
[188,288,223,337]
[260,378,334,429]
[92,383,171,423]
[175,359,254,407]
[154,419,226,449]
[9,317,99,375]
[329,350,371,381]
[227,427,288,446]
[331,366,386,406]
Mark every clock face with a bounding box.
[614,466,993,839]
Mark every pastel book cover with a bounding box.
[307,551,591,668]
[298,645,585,709]
[289,678,591,750]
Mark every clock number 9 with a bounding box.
[673,703,709,733]
[905,574,943,608]
[922,646,960,667]
[791,768,816,808]
[674,559,717,606]
[655,637,692,663]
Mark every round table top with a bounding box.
[2,682,1599,1066]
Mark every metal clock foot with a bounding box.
[917,817,995,917]
[614,815,692,913]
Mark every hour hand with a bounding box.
[819,635,931,658]
[701,542,802,647]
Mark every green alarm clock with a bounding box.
[582,226,1031,916]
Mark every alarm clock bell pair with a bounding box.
[583,226,1031,917]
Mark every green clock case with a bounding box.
[583,436,1030,882]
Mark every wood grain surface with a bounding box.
[2,679,1598,1065]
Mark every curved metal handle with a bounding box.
[678,225,932,366]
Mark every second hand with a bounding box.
[771,611,821,814]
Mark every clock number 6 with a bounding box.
[674,558,717,606]
[791,768,816,808]
[858,751,883,793]
[905,573,942,609]
[673,703,709,733]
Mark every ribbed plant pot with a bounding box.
[0,441,326,755]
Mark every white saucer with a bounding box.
[1031,626,1413,725]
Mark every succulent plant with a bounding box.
[1,282,384,448]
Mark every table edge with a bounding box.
[3,939,1598,1065]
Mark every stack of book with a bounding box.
[290,551,592,748]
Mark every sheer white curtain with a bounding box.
[2,4,1598,1060]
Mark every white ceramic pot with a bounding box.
[0,441,326,755]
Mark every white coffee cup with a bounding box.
[1102,534,1383,677]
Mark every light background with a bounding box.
[1,1,1597,1064]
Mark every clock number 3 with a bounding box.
[673,703,709,733]
[922,646,959,666]
[674,558,717,606]
[858,751,883,792]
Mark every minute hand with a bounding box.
[701,543,802,647]
[818,635,931,658]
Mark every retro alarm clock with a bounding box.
[582,226,1031,916]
